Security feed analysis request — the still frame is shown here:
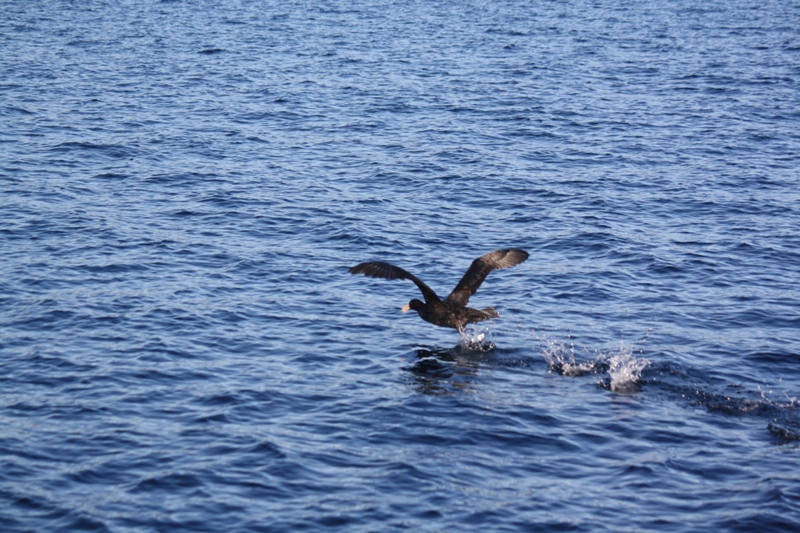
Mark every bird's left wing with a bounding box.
[349,261,441,303]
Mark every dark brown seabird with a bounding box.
[349,248,529,332]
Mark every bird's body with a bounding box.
[349,249,528,331]
[405,298,499,330]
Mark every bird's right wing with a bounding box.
[349,261,441,303]
[446,249,529,306]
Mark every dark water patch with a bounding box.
[51,142,139,160]
[1,106,35,116]
[768,423,800,442]
[92,172,128,180]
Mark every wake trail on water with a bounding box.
[527,325,800,441]
[660,365,800,442]
[405,322,800,442]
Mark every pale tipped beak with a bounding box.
[401,304,411,313]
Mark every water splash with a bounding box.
[537,334,649,392]
[604,342,649,393]
[538,334,601,377]
[459,326,495,352]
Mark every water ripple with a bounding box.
[2,0,800,531]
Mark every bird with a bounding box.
[349,248,528,332]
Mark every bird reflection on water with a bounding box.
[406,338,496,396]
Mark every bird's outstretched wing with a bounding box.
[445,249,529,306]
[349,261,441,303]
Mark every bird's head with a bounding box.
[401,299,424,313]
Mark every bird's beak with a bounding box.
[401,304,411,313]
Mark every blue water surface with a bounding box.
[2,0,800,531]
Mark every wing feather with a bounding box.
[445,249,528,306]
[349,261,440,303]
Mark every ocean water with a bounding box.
[2,0,800,531]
